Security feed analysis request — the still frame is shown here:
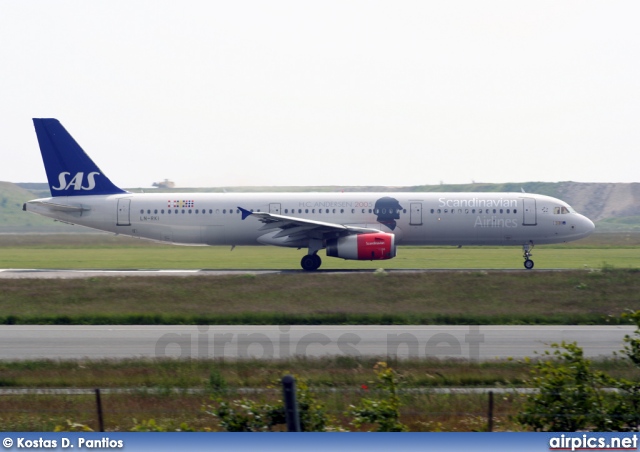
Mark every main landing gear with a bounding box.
[301,238,323,271]
[523,242,534,270]
[301,254,322,271]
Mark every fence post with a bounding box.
[487,390,494,432]
[95,388,105,432]
[282,375,301,432]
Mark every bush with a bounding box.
[518,310,640,431]
[349,362,408,432]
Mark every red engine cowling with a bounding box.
[326,233,396,261]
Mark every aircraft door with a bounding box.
[269,203,281,214]
[522,197,537,226]
[117,198,131,226]
[410,203,423,225]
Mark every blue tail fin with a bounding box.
[33,118,127,197]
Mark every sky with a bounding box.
[1,1,638,188]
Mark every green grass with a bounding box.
[0,269,638,325]
[1,356,636,389]
[0,233,638,325]
[0,234,638,432]
[0,356,638,432]
[0,233,639,270]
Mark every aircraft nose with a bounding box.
[579,215,595,237]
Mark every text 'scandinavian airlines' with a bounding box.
[24,119,595,270]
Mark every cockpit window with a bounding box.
[554,206,570,214]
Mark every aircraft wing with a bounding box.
[238,207,380,244]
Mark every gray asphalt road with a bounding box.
[0,268,576,278]
[0,325,633,361]
[0,269,282,278]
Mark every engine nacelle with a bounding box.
[326,233,396,261]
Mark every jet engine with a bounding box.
[326,233,396,260]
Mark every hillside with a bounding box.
[2,181,639,232]
[0,182,77,233]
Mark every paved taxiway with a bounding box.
[0,269,282,278]
[0,325,633,361]
[0,268,575,278]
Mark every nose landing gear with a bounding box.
[523,242,534,270]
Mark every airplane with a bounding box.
[23,118,595,271]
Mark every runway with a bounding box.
[0,268,571,278]
[0,325,633,361]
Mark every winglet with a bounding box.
[238,207,253,220]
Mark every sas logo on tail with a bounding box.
[53,172,100,191]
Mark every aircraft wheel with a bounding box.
[524,259,534,270]
[301,254,321,271]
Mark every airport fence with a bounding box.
[0,384,515,432]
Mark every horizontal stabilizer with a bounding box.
[26,200,91,213]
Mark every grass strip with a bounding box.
[0,313,630,326]
[1,269,638,325]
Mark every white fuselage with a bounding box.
[25,192,595,248]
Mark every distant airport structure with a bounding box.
[152,179,175,189]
